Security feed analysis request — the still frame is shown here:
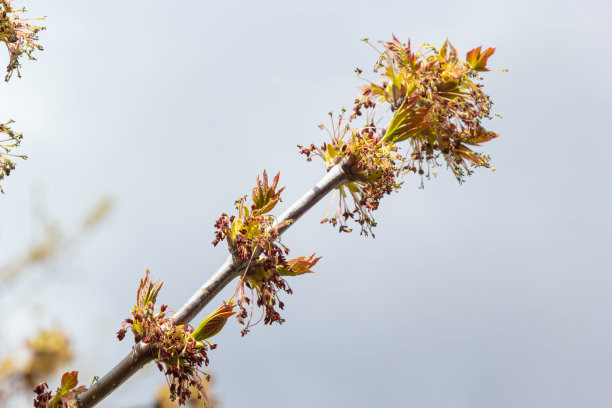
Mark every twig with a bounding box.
[77,159,351,408]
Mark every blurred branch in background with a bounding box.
[0,196,113,407]
[0,196,113,288]
[0,329,72,407]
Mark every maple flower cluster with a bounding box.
[213,171,320,335]
[0,0,45,81]
[117,271,224,406]
[300,113,404,235]
[300,37,502,235]
[0,119,25,193]
[0,2,45,193]
[33,371,87,408]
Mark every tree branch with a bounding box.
[78,159,351,408]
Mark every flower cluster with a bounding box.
[301,112,403,236]
[0,3,44,192]
[117,270,225,406]
[301,37,502,235]
[213,171,288,266]
[33,371,87,408]
[365,38,500,177]
[0,119,25,193]
[0,0,45,81]
[213,171,321,335]
[155,379,220,408]
[239,253,320,334]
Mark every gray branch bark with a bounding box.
[78,159,351,408]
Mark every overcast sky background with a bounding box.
[1,1,611,407]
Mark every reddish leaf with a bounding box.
[136,269,163,308]
[252,170,285,212]
[440,38,459,62]
[467,127,500,145]
[60,371,78,391]
[466,46,496,71]
[280,253,322,276]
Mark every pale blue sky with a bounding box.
[1,1,611,407]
